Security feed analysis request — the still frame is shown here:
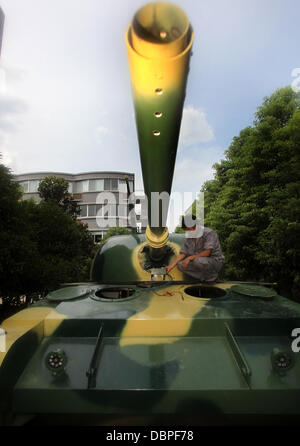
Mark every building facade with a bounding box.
[14,171,137,242]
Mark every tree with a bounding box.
[31,200,95,289]
[0,164,95,300]
[38,175,80,218]
[0,162,22,227]
[202,86,300,300]
[174,226,185,234]
[0,162,39,298]
[98,227,131,249]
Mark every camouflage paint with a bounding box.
[91,233,195,282]
[0,307,66,367]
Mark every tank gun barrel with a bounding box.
[126,2,193,258]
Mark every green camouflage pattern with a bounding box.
[1,234,300,421]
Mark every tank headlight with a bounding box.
[45,349,68,376]
[271,348,294,376]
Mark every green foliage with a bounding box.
[98,227,131,249]
[202,87,300,300]
[0,166,94,299]
[38,175,80,218]
[174,226,185,234]
[31,201,95,289]
[0,163,22,226]
[0,164,39,296]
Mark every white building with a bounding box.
[13,171,138,242]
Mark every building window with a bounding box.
[111,178,118,190]
[104,178,110,190]
[118,178,134,193]
[76,180,89,193]
[88,204,97,216]
[20,181,29,193]
[82,180,89,192]
[89,179,104,192]
[99,204,116,217]
[96,204,103,216]
[75,179,105,193]
[80,204,109,217]
[103,178,121,191]
[118,179,127,193]
[29,180,40,193]
[80,205,87,217]
[68,183,73,193]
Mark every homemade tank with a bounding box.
[1,2,300,425]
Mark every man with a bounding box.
[165,216,224,283]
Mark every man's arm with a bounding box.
[165,253,186,273]
[180,249,212,270]
[166,248,212,273]
[189,249,212,260]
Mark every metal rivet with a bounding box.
[153,130,160,136]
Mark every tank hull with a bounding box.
[1,254,300,423]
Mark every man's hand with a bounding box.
[165,265,173,274]
[166,253,187,274]
[181,257,193,270]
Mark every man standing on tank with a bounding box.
[165,215,225,283]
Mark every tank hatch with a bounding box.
[231,284,277,299]
[46,286,91,302]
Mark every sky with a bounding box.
[0,0,299,230]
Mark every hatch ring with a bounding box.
[91,287,136,302]
[184,286,227,299]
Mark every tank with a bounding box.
[1,2,300,426]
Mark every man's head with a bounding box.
[181,214,198,231]
[181,215,204,238]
